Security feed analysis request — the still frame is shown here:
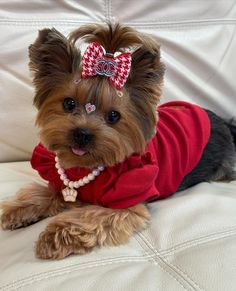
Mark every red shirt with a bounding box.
[31,101,210,208]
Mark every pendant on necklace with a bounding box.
[62,187,78,202]
[55,154,105,202]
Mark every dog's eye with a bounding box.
[63,97,76,112]
[106,111,121,124]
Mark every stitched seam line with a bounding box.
[159,227,236,256]
[125,18,236,26]
[0,19,96,26]
[206,25,236,82]
[136,229,236,290]
[0,18,235,28]
[104,0,111,21]
[110,0,113,21]
[136,233,205,291]
[0,255,156,290]
[109,0,113,21]
[1,229,235,290]
[103,0,108,21]
[134,237,194,291]
[0,17,235,23]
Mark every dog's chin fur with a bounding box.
[30,23,165,169]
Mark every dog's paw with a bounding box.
[35,229,72,259]
[0,207,39,230]
[35,204,150,260]
[0,184,59,230]
[35,222,94,259]
[0,211,20,230]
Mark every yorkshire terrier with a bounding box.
[1,23,236,260]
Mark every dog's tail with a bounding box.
[226,119,236,147]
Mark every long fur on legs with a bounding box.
[35,203,150,259]
[0,183,70,230]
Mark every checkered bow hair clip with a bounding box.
[81,42,132,90]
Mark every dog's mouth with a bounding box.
[71,146,88,156]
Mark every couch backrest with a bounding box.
[0,0,236,162]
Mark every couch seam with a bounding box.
[109,0,113,21]
[206,25,236,83]
[1,228,235,289]
[0,19,96,26]
[136,228,236,290]
[0,18,235,28]
[136,233,205,291]
[106,0,111,21]
[103,0,108,21]
[124,18,236,28]
[134,237,194,291]
[0,255,157,290]
[3,229,224,291]
[158,227,236,257]
[136,234,202,291]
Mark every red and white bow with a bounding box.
[81,42,132,90]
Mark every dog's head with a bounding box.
[29,23,165,168]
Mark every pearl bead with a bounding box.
[55,155,105,200]
[64,179,69,186]
[88,173,95,180]
[55,163,60,169]
[57,168,64,175]
[92,169,100,176]
[60,174,67,180]
[69,181,74,188]
[78,180,85,186]
[73,181,79,188]
[83,177,90,184]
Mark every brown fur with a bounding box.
[0,23,164,259]
[1,183,67,230]
[35,204,150,259]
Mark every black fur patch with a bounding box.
[178,110,236,191]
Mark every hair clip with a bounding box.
[85,103,96,114]
[81,42,131,90]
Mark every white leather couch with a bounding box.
[0,1,236,290]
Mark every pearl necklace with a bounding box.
[55,156,105,202]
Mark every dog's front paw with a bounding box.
[0,184,63,230]
[35,229,73,259]
[0,207,39,230]
[1,210,20,230]
[35,204,150,260]
[35,222,94,259]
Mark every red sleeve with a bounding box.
[30,143,61,188]
[100,153,159,208]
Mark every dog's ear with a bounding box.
[29,28,81,108]
[126,39,165,106]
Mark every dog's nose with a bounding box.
[73,128,93,148]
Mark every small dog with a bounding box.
[1,23,236,259]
